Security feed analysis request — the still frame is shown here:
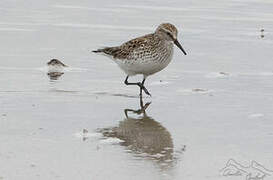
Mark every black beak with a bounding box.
[174,39,187,55]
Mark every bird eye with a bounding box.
[166,32,172,37]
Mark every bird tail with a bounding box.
[92,47,119,55]
[92,49,103,53]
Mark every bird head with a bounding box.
[155,23,187,55]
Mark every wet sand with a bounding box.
[0,0,273,179]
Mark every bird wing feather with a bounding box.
[93,33,158,60]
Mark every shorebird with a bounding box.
[92,23,187,96]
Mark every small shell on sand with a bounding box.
[47,59,67,67]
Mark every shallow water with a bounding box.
[1,0,273,180]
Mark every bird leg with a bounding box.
[124,76,151,97]
[140,77,151,97]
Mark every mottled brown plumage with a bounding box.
[93,33,162,60]
[93,23,187,96]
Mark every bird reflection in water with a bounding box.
[47,72,64,80]
[99,97,176,169]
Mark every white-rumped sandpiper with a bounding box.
[93,23,187,96]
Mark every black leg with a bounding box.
[124,76,151,96]
[140,77,151,96]
[139,86,143,97]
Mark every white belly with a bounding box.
[115,43,174,77]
